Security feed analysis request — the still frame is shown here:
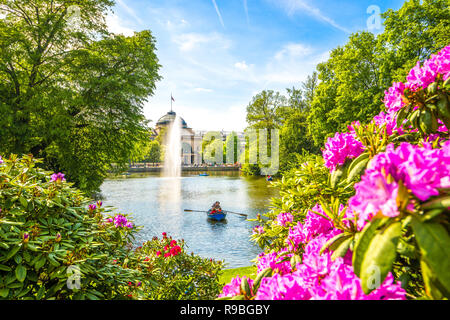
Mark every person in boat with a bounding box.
[209,201,222,214]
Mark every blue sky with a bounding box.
[107,0,405,131]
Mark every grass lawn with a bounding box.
[219,265,257,285]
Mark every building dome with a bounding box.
[156,111,188,128]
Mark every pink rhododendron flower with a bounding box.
[302,204,334,241]
[383,82,406,113]
[286,221,305,251]
[349,142,450,228]
[105,214,134,229]
[252,225,264,235]
[372,111,404,135]
[257,249,292,275]
[322,132,365,172]
[255,272,310,300]
[218,276,254,298]
[276,212,293,226]
[406,45,450,90]
[51,172,65,182]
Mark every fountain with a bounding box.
[160,113,182,216]
[162,112,182,177]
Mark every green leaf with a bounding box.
[331,237,353,261]
[422,196,450,210]
[0,288,9,298]
[320,232,351,255]
[397,238,417,259]
[19,196,28,208]
[411,218,450,297]
[360,221,402,294]
[330,167,344,188]
[36,286,46,300]
[346,153,370,183]
[15,264,27,282]
[252,267,273,293]
[5,245,21,261]
[352,218,386,277]
[421,259,445,299]
[35,256,46,270]
[0,264,12,272]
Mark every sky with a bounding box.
[107,0,405,132]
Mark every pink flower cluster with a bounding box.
[406,45,450,91]
[384,45,450,114]
[106,214,133,229]
[276,212,293,226]
[322,132,365,172]
[253,213,405,300]
[257,248,292,275]
[156,239,182,258]
[252,225,264,235]
[0,156,3,164]
[349,141,450,228]
[221,204,406,300]
[218,276,254,298]
[51,172,65,182]
[384,82,406,113]
[371,111,404,136]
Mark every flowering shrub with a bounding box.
[322,132,365,172]
[221,45,450,300]
[0,155,147,299]
[0,155,223,300]
[132,233,223,300]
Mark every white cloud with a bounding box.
[172,32,231,52]
[272,0,350,33]
[260,43,329,88]
[274,43,313,60]
[211,0,225,28]
[234,61,250,70]
[193,88,213,93]
[105,13,135,36]
[243,0,250,25]
[116,0,143,25]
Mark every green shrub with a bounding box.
[0,154,223,300]
[132,235,223,300]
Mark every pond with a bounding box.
[100,172,279,268]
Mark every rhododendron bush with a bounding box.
[0,155,223,300]
[220,45,450,300]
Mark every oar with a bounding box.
[225,210,248,218]
[184,209,248,218]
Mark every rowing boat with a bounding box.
[207,209,227,221]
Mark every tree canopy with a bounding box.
[0,0,162,193]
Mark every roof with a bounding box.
[156,111,188,128]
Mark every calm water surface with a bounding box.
[100,172,278,268]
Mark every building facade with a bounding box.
[155,110,245,166]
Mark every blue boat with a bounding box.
[199,173,209,176]
[207,209,227,221]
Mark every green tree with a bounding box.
[307,0,450,147]
[308,32,384,146]
[146,140,162,165]
[379,0,450,82]
[0,0,162,193]
[246,90,287,130]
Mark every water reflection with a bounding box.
[100,172,278,267]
